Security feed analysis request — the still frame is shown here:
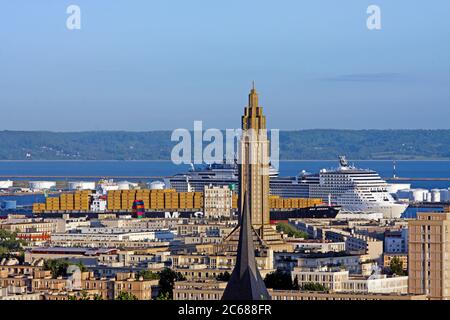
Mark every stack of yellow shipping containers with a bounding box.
[136,189,150,209]
[33,189,325,213]
[83,190,91,211]
[232,195,238,209]
[179,192,188,209]
[107,190,123,211]
[45,190,91,211]
[193,192,203,209]
[128,190,137,209]
[33,191,91,213]
[67,193,75,210]
[45,197,60,211]
[276,197,283,209]
[307,198,322,207]
[268,196,323,209]
[154,190,165,209]
[185,192,194,209]
[164,191,179,209]
[32,203,46,213]
[121,191,128,209]
[107,191,114,211]
[60,193,67,211]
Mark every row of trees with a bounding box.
[68,291,137,300]
[264,270,328,291]
[4,130,450,160]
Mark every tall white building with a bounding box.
[203,185,233,219]
[292,267,408,294]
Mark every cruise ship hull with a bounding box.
[339,202,408,219]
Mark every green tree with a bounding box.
[0,229,27,258]
[389,257,406,276]
[93,294,103,300]
[67,291,92,300]
[115,291,138,300]
[264,270,293,290]
[44,259,87,278]
[156,292,170,300]
[79,290,90,300]
[276,222,308,239]
[301,282,328,291]
[216,271,231,282]
[158,268,186,299]
[136,270,160,280]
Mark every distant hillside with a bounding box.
[1,130,450,160]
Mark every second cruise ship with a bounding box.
[301,156,408,218]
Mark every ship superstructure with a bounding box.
[301,156,407,218]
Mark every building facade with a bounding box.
[408,212,450,300]
[203,185,233,219]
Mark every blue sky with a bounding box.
[0,0,449,131]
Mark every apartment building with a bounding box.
[203,185,233,219]
[408,212,450,300]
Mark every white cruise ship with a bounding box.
[301,156,408,219]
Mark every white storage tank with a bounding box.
[0,180,13,189]
[97,180,119,194]
[100,184,119,192]
[410,189,424,202]
[68,181,96,191]
[431,189,441,203]
[148,181,166,190]
[29,181,56,190]
[117,181,139,190]
[440,189,449,202]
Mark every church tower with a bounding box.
[217,84,287,254]
[239,83,270,234]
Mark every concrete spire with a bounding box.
[221,191,271,300]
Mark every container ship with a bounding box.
[33,186,339,220]
[38,206,340,221]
